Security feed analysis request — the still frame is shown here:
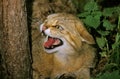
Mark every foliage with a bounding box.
[77,0,120,78]
[91,70,120,79]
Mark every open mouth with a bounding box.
[44,36,63,49]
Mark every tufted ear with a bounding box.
[76,20,95,44]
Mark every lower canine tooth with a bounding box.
[51,46,54,48]
[45,35,48,41]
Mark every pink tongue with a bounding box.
[44,37,55,48]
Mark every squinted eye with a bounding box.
[54,25,64,31]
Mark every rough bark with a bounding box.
[0,0,8,79]
[0,0,32,79]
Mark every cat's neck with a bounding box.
[54,49,79,66]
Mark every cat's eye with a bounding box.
[54,25,64,31]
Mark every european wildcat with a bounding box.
[40,13,96,79]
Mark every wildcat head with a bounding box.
[40,13,95,53]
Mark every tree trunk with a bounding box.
[0,0,8,79]
[0,0,32,79]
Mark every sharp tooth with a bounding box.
[45,35,48,41]
[51,46,54,48]
[41,33,44,36]
[53,39,60,45]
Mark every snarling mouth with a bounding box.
[44,36,63,49]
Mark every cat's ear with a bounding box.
[76,20,95,44]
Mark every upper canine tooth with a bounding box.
[41,33,44,36]
[41,31,46,36]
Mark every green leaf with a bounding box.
[103,7,120,17]
[84,15,100,28]
[96,37,106,48]
[91,11,102,16]
[112,33,120,49]
[103,20,115,30]
[84,1,99,11]
[100,51,107,57]
[96,71,120,79]
[104,63,118,71]
[115,33,120,43]
[78,12,90,17]
[103,8,115,17]
[97,30,110,36]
